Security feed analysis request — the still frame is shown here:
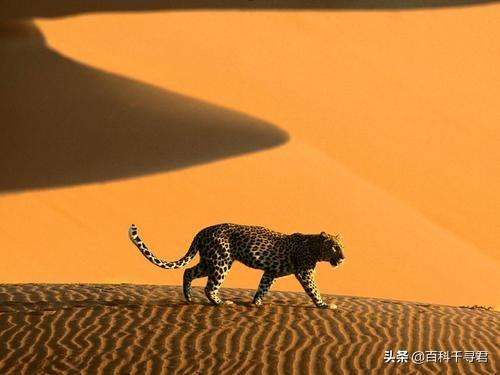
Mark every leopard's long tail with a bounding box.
[128,224,198,269]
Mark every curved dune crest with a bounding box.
[0,22,288,192]
[0,284,497,374]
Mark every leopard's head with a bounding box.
[320,232,345,267]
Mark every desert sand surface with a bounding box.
[1,2,499,307]
[0,284,497,374]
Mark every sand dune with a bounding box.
[0,284,497,374]
[0,3,499,308]
[0,21,286,192]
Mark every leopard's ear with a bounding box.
[320,231,328,239]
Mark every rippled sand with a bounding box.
[0,284,497,374]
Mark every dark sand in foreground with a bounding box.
[0,284,497,374]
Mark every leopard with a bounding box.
[128,223,345,309]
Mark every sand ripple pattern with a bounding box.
[0,284,497,374]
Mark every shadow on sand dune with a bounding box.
[0,21,288,192]
[1,0,498,19]
[1,0,496,191]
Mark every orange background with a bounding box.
[1,3,499,307]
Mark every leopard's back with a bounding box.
[195,223,291,272]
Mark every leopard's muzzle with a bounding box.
[330,257,343,267]
[330,245,345,267]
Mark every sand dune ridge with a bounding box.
[0,284,497,374]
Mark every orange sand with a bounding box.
[1,3,499,307]
[1,284,498,374]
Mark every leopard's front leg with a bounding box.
[253,272,276,306]
[295,269,337,309]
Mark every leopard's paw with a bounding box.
[317,302,337,310]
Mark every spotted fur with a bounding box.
[129,223,345,308]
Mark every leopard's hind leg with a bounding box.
[183,262,207,303]
[204,259,233,306]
